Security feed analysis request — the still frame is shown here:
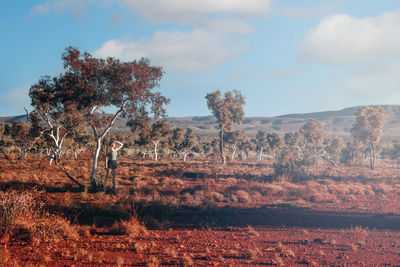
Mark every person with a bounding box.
[105,140,123,193]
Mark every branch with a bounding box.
[90,105,98,115]
[53,155,84,188]
[99,100,127,139]
[24,107,31,123]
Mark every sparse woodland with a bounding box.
[1,48,400,265]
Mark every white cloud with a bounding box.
[122,0,272,23]
[29,0,99,19]
[29,0,51,17]
[278,3,337,20]
[299,9,400,64]
[122,0,271,34]
[93,30,247,72]
[30,0,270,34]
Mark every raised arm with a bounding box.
[114,141,124,151]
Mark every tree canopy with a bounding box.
[29,47,169,187]
[351,106,387,169]
[205,90,245,164]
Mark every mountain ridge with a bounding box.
[2,105,400,136]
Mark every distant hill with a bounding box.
[3,105,400,136]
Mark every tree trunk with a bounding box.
[219,130,225,164]
[153,140,159,161]
[371,143,376,170]
[231,148,237,162]
[183,150,187,162]
[258,147,263,161]
[90,137,102,185]
[54,156,84,188]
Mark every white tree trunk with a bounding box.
[153,140,159,161]
[90,138,102,184]
[258,147,263,161]
[183,150,187,162]
[231,148,237,162]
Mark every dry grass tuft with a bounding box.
[117,214,148,239]
[135,241,149,253]
[147,256,160,266]
[181,253,194,266]
[247,225,259,237]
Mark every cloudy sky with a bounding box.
[1,0,400,117]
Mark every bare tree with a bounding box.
[205,90,245,164]
[351,106,387,169]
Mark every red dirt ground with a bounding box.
[1,155,400,266]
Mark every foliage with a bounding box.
[224,130,245,162]
[29,47,169,186]
[205,90,245,164]
[351,106,387,169]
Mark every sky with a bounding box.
[1,0,400,118]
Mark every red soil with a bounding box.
[1,156,400,266]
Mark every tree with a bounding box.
[351,106,387,169]
[237,136,254,161]
[169,127,199,161]
[254,131,267,161]
[148,121,170,161]
[181,128,199,162]
[323,136,343,166]
[224,130,245,162]
[266,132,283,160]
[299,118,325,170]
[30,47,169,188]
[170,127,185,158]
[4,122,32,156]
[205,90,245,164]
[136,127,152,159]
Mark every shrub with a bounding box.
[0,189,78,243]
[0,190,37,236]
[210,192,225,202]
[236,190,250,203]
[113,214,148,239]
[30,214,79,241]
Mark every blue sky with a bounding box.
[1,0,400,118]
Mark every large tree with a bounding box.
[351,106,387,169]
[205,90,245,164]
[30,47,169,187]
